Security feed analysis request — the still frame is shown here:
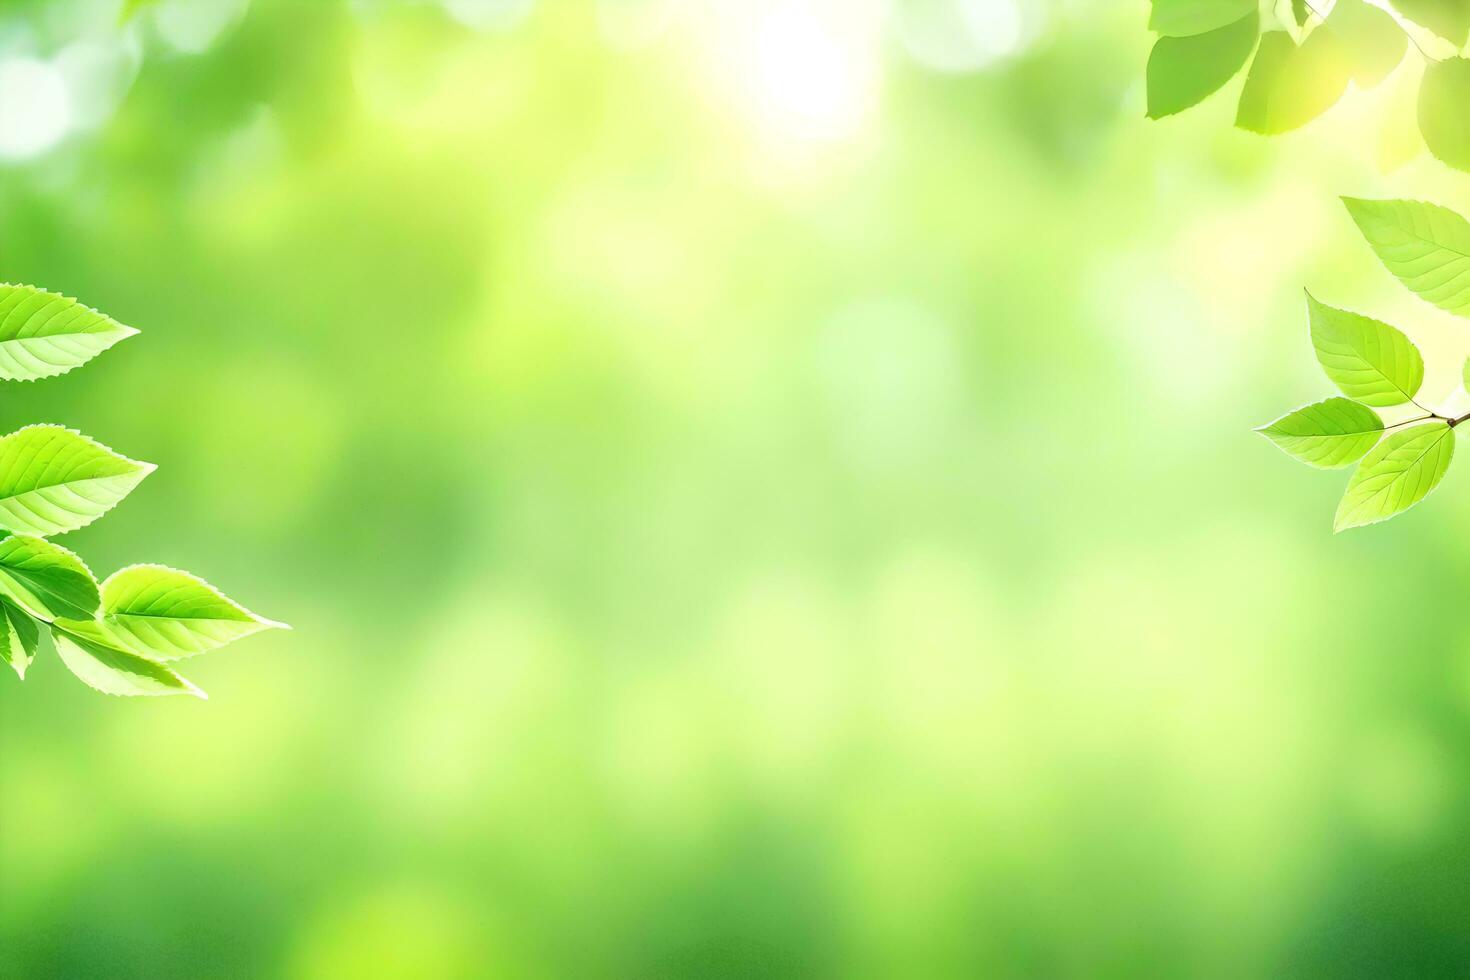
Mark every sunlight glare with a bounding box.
[749,3,876,142]
[0,58,71,160]
[895,0,1027,73]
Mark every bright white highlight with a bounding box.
[57,35,143,132]
[745,3,877,142]
[441,0,535,30]
[153,0,250,55]
[0,58,72,161]
[895,0,1026,73]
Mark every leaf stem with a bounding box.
[1301,0,1442,63]
[1385,413,1435,431]
[1394,403,1470,429]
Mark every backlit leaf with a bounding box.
[0,599,38,680]
[1389,0,1470,46]
[1378,62,1426,173]
[1149,0,1257,37]
[1307,293,1424,407]
[51,619,205,699]
[1257,397,1384,468]
[1343,197,1470,316]
[100,564,289,661]
[1236,31,1349,134]
[1147,11,1259,119]
[0,284,137,381]
[1419,57,1470,173]
[0,426,155,537]
[0,532,99,621]
[1334,422,1456,531]
[1324,0,1406,88]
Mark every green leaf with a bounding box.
[0,599,38,680]
[0,284,138,382]
[1419,57,1470,173]
[1324,0,1407,89]
[99,564,288,661]
[1378,64,1426,173]
[50,619,205,699]
[1236,30,1350,134]
[1149,0,1257,36]
[1389,0,1470,46]
[0,532,99,621]
[1343,198,1470,316]
[1464,357,1470,392]
[1257,397,1384,468]
[1335,422,1456,531]
[1147,11,1259,119]
[1307,293,1424,406]
[0,425,154,537]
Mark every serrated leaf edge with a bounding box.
[0,423,157,476]
[50,619,208,700]
[101,563,291,632]
[1332,422,1457,533]
[0,283,139,384]
[1254,397,1385,469]
[0,529,101,621]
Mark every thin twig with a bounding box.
[1301,0,1441,63]
[1384,413,1435,431]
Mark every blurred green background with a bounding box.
[2,0,1470,976]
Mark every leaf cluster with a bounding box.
[1259,199,1470,530]
[1147,0,1470,172]
[0,284,287,698]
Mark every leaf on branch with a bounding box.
[0,599,38,680]
[1334,422,1456,531]
[1343,197,1470,316]
[1323,0,1407,89]
[0,532,100,621]
[1307,292,1424,406]
[1147,10,1259,119]
[1257,397,1384,468]
[0,284,138,382]
[51,619,205,699]
[0,426,154,537]
[1389,0,1470,46]
[98,564,289,661]
[1419,58,1470,173]
[1149,0,1258,37]
[1236,30,1349,134]
[1378,63,1426,173]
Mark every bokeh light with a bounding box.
[3,0,1470,977]
[0,57,71,160]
